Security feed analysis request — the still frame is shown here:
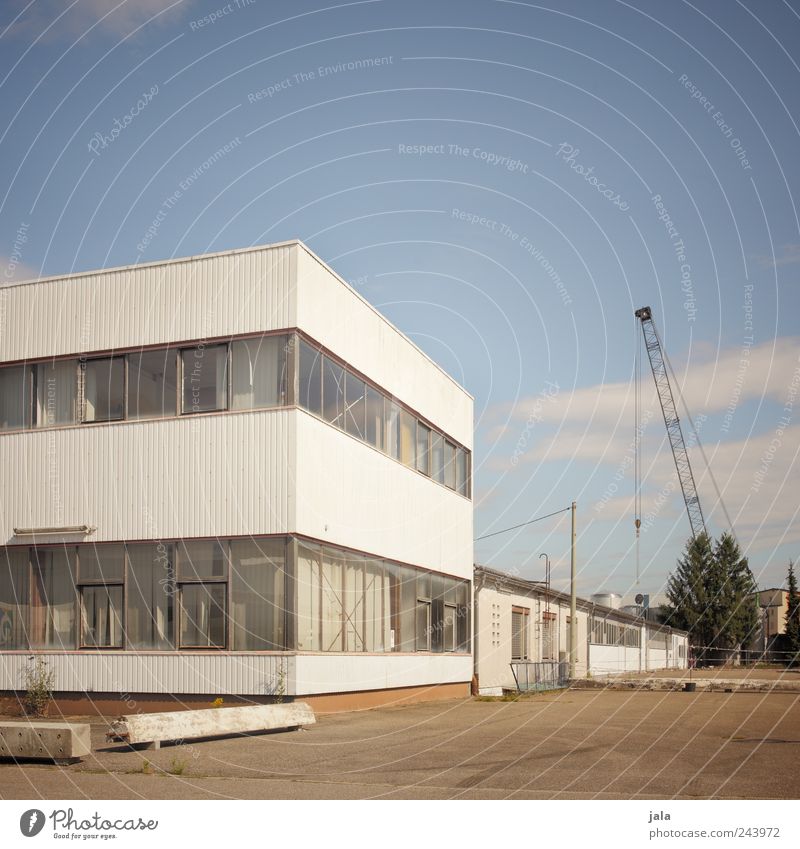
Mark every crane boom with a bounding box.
[634,306,706,539]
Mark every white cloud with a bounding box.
[3,0,192,41]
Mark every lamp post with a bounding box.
[539,552,551,617]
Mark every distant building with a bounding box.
[474,565,688,694]
[748,588,789,656]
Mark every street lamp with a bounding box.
[539,552,551,616]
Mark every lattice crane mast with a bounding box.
[634,306,706,540]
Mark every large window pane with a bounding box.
[322,357,345,428]
[231,538,285,650]
[0,365,30,431]
[0,548,29,649]
[321,548,345,651]
[35,360,78,427]
[81,585,123,647]
[180,583,226,647]
[457,581,470,652]
[30,547,76,648]
[343,555,365,652]
[78,544,125,582]
[344,372,366,440]
[83,357,124,422]
[431,433,444,483]
[296,542,321,651]
[365,387,384,450]
[128,349,177,419]
[177,539,228,580]
[386,402,400,460]
[399,410,415,467]
[363,559,389,652]
[182,344,227,413]
[231,336,287,410]
[444,440,457,489]
[388,563,417,652]
[298,340,322,415]
[416,422,431,475]
[457,448,469,496]
[416,601,431,651]
[126,543,174,650]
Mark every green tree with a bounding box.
[664,531,758,663]
[784,561,800,666]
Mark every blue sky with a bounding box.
[1,0,798,598]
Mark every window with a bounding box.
[512,607,529,660]
[416,422,430,475]
[230,335,287,410]
[365,386,384,450]
[399,410,415,467]
[126,543,174,649]
[431,432,444,483]
[386,402,401,460]
[456,580,470,651]
[457,448,469,496]
[128,349,177,419]
[230,538,285,650]
[181,344,227,413]
[443,441,456,489]
[81,585,123,647]
[177,540,228,648]
[35,360,78,427]
[322,357,345,428]
[344,371,366,440]
[30,547,77,648]
[416,571,431,651]
[298,340,322,415]
[296,541,322,651]
[542,612,556,660]
[387,562,416,652]
[0,365,30,431]
[83,357,125,422]
[363,558,389,652]
[0,547,29,648]
[180,583,226,648]
[78,544,124,648]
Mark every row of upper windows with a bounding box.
[298,339,471,497]
[0,332,471,498]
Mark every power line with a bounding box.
[474,507,571,541]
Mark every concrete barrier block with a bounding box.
[0,721,91,764]
[107,702,316,749]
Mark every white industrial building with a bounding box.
[0,241,473,713]
[474,566,688,694]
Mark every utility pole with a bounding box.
[569,500,577,679]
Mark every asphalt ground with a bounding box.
[1,688,798,800]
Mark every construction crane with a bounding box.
[634,306,706,540]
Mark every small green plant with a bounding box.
[169,757,188,776]
[274,666,286,703]
[22,656,54,717]
[210,697,224,709]
[141,759,152,775]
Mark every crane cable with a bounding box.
[634,317,642,584]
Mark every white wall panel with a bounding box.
[0,410,293,544]
[0,652,291,696]
[588,645,642,675]
[293,411,472,578]
[296,247,473,448]
[294,653,471,694]
[0,243,297,362]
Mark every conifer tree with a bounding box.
[784,561,800,666]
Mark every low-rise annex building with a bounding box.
[0,241,474,713]
[473,565,688,694]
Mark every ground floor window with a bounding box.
[0,537,470,654]
[511,606,529,660]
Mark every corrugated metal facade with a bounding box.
[0,243,297,362]
[1,410,293,543]
[294,411,472,577]
[0,652,290,696]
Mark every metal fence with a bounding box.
[510,660,570,692]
